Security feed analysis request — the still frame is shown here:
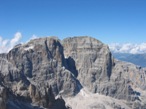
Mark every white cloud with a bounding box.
[0,32,22,53]
[10,32,22,47]
[0,33,40,53]
[109,43,146,54]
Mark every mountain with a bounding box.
[0,36,146,109]
[112,53,146,67]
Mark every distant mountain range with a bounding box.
[112,53,146,67]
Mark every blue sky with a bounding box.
[0,0,146,45]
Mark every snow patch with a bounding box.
[62,66,65,70]
[80,88,90,97]
[59,90,64,94]
[64,55,68,59]
[55,94,62,99]
[24,45,34,51]
[55,90,64,99]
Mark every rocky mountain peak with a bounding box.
[63,36,113,92]
[0,36,146,109]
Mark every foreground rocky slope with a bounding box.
[0,36,146,109]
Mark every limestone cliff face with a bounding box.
[0,36,146,109]
[0,37,78,109]
[63,37,113,93]
[63,36,146,108]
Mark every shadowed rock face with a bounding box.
[0,86,7,109]
[0,36,146,109]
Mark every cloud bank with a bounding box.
[109,43,146,54]
[0,32,22,53]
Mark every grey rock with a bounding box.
[63,36,112,92]
[6,37,80,95]
[89,104,106,109]
[0,37,81,109]
[0,86,7,109]
[0,36,146,109]
[0,97,6,109]
[0,53,7,59]
[63,36,146,107]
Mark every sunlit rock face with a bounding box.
[0,36,146,109]
[63,37,113,92]
[63,37,146,108]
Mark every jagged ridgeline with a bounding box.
[0,36,146,109]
